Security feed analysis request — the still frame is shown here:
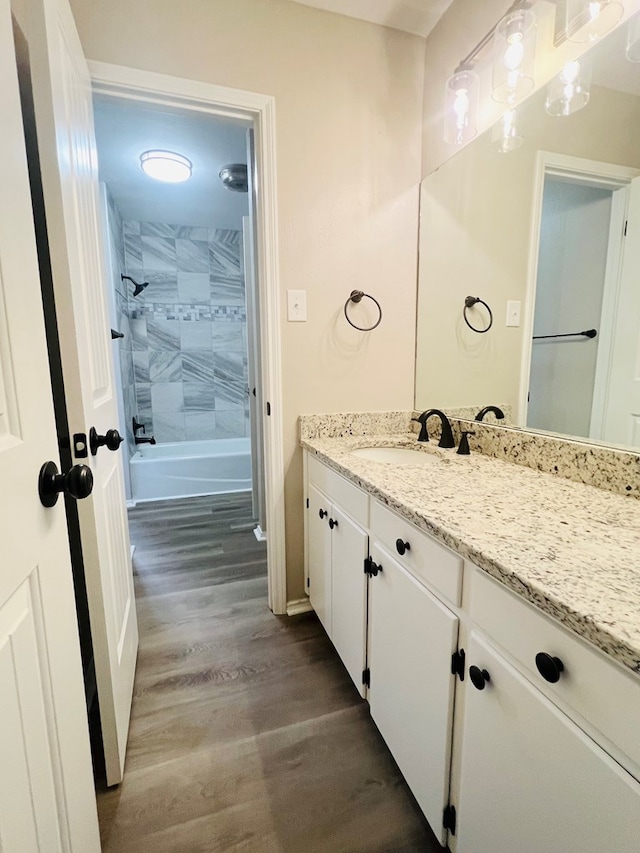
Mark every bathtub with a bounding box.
[130,438,251,502]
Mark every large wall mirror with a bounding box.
[416,12,640,451]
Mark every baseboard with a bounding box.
[253,525,267,542]
[286,597,313,616]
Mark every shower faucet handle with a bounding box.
[132,417,145,435]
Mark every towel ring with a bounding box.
[344,290,382,332]
[463,296,493,334]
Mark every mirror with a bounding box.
[415,14,640,451]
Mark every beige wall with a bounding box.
[415,85,640,416]
[68,0,425,601]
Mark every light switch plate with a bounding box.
[287,289,307,322]
[506,300,521,327]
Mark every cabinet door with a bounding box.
[368,544,459,845]
[331,506,368,697]
[308,483,332,633]
[455,633,640,853]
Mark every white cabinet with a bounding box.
[307,481,332,632]
[368,543,459,846]
[455,632,640,853]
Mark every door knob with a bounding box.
[535,652,565,683]
[89,427,124,455]
[469,665,490,690]
[38,461,94,508]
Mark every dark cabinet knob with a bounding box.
[38,461,94,508]
[319,508,328,520]
[469,665,490,690]
[535,652,564,683]
[89,427,124,455]
[329,518,338,530]
[395,538,411,556]
[369,560,382,577]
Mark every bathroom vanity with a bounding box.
[300,414,640,851]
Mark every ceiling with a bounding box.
[93,96,250,231]
[289,0,454,38]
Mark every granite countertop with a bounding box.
[301,432,640,678]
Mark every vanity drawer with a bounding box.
[470,568,640,774]
[370,500,462,606]
[307,453,369,528]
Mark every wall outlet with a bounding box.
[287,289,307,322]
[506,300,521,327]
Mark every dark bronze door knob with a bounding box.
[38,461,94,507]
[89,427,124,455]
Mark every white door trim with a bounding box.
[88,62,287,615]
[517,151,640,427]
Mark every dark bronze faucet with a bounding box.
[475,405,505,422]
[412,409,455,448]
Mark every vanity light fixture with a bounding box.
[444,66,479,145]
[492,109,523,153]
[492,3,537,104]
[566,0,624,43]
[140,150,192,183]
[545,58,592,115]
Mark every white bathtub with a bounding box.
[130,438,251,502]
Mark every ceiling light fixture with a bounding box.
[140,150,192,183]
[566,0,624,43]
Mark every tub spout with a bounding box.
[135,435,156,445]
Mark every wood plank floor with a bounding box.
[96,493,444,852]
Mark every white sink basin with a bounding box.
[349,446,438,465]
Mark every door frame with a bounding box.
[89,61,287,615]
[517,151,639,430]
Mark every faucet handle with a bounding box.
[411,416,429,443]
[457,431,475,455]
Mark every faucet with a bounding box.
[412,409,455,448]
[135,435,156,445]
[475,405,505,422]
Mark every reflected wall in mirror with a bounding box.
[416,14,640,451]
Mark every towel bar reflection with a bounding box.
[533,328,597,340]
[344,290,382,332]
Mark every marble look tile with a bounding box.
[124,220,140,235]
[121,350,134,390]
[141,222,175,238]
[142,236,176,272]
[214,410,245,438]
[151,382,184,413]
[149,351,182,382]
[135,383,152,416]
[175,225,208,240]
[184,383,216,412]
[177,239,209,273]
[141,272,179,302]
[184,412,217,441]
[177,272,210,303]
[147,317,180,350]
[124,233,143,270]
[214,355,246,409]
[180,318,212,350]
[211,320,245,352]
[130,317,148,352]
[210,230,244,305]
[133,351,150,383]
[182,351,215,383]
[153,413,186,443]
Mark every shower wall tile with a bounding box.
[132,351,149,383]
[182,352,215,382]
[141,222,175,238]
[151,382,184,413]
[130,317,148,351]
[149,351,182,382]
[124,220,140,235]
[147,317,180,350]
[212,320,244,352]
[215,410,245,439]
[185,412,216,441]
[184,382,216,411]
[153,413,186,443]
[176,239,209,273]
[124,233,143,270]
[135,382,152,417]
[178,272,209,303]
[180,317,212,350]
[141,272,179,302]
[176,225,208,241]
[141,236,176,271]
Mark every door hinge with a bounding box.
[362,667,370,687]
[266,401,271,416]
[443,804,456,835]
[451,648,466,681]
[306,577,310,589]
[306,497,309,509]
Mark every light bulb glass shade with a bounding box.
[492,8,537,104]
[492,109,523,153]
[566,0,623,43]
[140,150,192,183]
[626,12,640,61]
[443,68,479,145]
[545,57,592,115]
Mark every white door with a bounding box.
[25,0,138,785]
[455,633,640,853]
[368,544,458,846]
[0,4,100,849]
[601,176,640,447]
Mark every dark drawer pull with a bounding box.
[395,538,411,556]
[329,518,338,530]
[469,665,490,690]
[319,509,328,519]
[535,652,564,683]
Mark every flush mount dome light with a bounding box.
[140,150,192,183]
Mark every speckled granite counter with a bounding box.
[301,431,640,677]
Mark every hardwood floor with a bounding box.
[96,493,444,852]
